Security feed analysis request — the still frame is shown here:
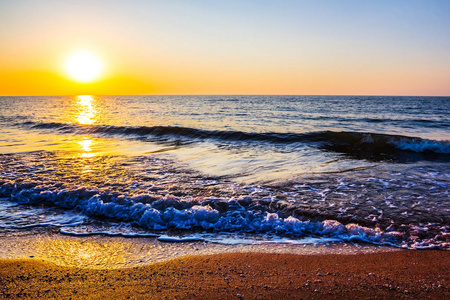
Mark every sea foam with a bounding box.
[1,179,447,249]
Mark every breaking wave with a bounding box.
[27,121,450,162]
[0,179,447,250]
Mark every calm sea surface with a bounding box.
[0,95,449,249]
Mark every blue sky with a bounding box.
[0,0,449,95]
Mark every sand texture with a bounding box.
[0,250,449,299]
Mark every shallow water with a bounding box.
[0,233,398,269]
[0,95,449,249]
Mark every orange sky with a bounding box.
[1,1,449,96]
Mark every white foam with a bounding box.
[1,178,448,249]
[393,139,450,153]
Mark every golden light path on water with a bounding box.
[78,138,96,158]
[73,95,97,158]
[45,95,160,159]
[75,95,97,125]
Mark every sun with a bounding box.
[65,51,103,83]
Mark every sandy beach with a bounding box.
[1,245,448,299]
[1,0,450,299]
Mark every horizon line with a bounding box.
[0,93,449,98]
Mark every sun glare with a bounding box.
[66,51,103,83]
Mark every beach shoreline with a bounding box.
[1,94,449,298]
[1,250,448,299]
[0,234,448,299]
[0,232,399,269]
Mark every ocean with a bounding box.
[0,95,449,250]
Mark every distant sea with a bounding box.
[0,95,449,249]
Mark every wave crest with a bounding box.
[26,121,450,162]
[1,179,447,249]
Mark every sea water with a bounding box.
[0,95,448,249]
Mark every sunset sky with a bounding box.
[0,0,449,96]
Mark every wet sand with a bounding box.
[1,250,448,299]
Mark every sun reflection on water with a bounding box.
[79,138,92,152]
[33,240,128,269]
[75,95,97,125]
[78,137,96,158]
[72,96,99,157]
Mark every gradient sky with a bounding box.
[1,0,449,96]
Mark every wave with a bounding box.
[27,121,450,162]
[0,182,424,247]
[0,180,446,249]
[315,131,450,162]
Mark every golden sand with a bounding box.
[1,250,448,299]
